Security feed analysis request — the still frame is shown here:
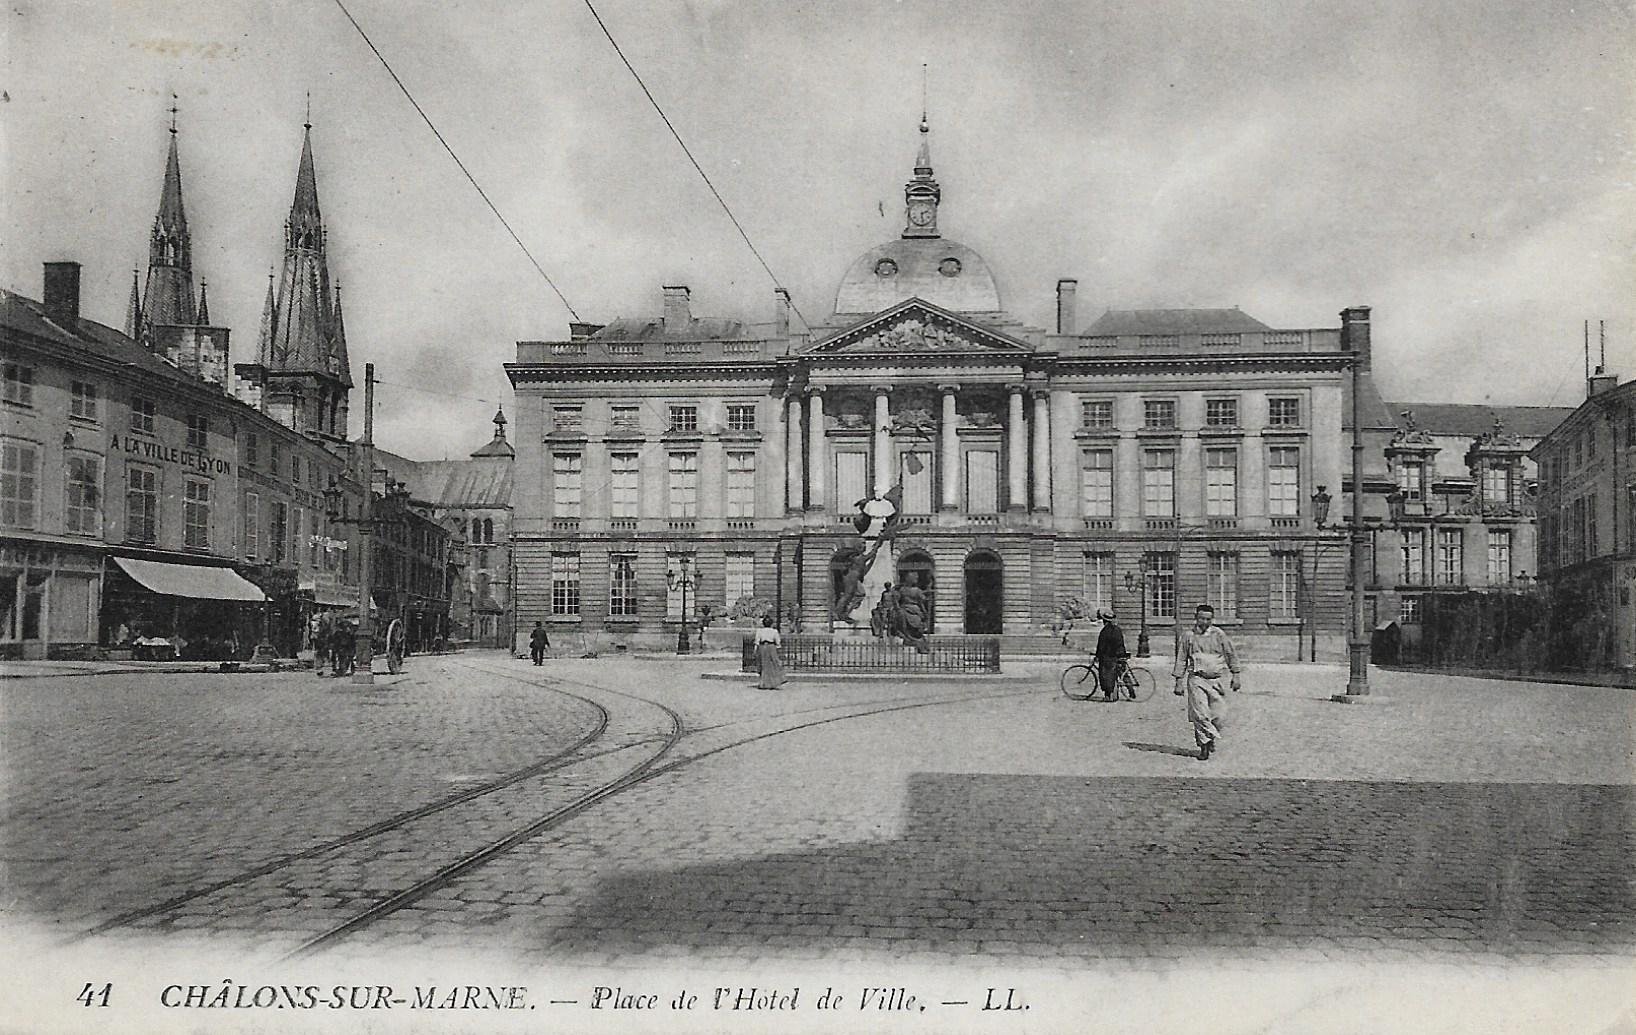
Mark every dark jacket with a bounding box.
[1094,622,1127,659]
[529,626,550,648]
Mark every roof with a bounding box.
[833,236,1002,316]
[1083,308,1271,335]
[372,448,512,510]
[1382,401,1574,439]
[589,316,754,342]
[2,287,214,391]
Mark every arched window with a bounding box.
[483,518,494,544]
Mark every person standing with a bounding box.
[753,615,785,690]
[1172,603,1241,760]
[1093,609,1128,701]
[333,621,357,677]
[529,621,550,666]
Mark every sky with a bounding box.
[6,0,1633,459]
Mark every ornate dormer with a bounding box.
[1460,415,1530,517]
[1384,409,1439,514]
[902,113,941,239]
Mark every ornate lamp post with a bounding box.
[1123,567,1151,657]
[669,555,696,654]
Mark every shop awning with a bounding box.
[113,557,266,602]
[307,584,369,608]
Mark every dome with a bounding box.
[834,236,1002,316]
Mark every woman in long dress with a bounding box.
[754,615,785,689]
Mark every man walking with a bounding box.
[529,621,550,666]
[1093,609,1128,701]
[1172,603,1241,760]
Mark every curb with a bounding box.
[701,670,1037,683]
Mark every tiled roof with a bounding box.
[1083,308,1272,335]
[372,448,511,509]
[2,287,211,391]
[1383,401,1574,439]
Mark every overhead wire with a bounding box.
[328,0,582,321]
[579,0,812,333]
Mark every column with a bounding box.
[1006,384,1027,511]
[786,393,804,512]
[806,387,826,511]
[939,384,960,510]
[1031,388,1052,512]
[872,385,892,495]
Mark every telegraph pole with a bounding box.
[353,363,376,685]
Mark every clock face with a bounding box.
[908,203,934,227]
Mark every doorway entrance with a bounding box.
[963,550,1003,634]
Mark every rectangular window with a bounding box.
[1588,492,1598,557]
[269,442,281,479]
[1083,552,1114,616]
[1,440,40,528]
[271,502,288,563]
[1207,552,1240,618]
[1142,399,1176,429]
[1080,399,1114,429]
[2,363,34,406]
[727,451,757,517]
[291,455,302,487]
[180,480,209,552]
[1268,397,1301,427]
[186,413,208,450]
[125,464,158,544]
[900,451,933,514]
[244,492,260,560]
[1487,529,1513,584]
[609,553,638,617]
[1397,458,1425,501]
[1205,398,1238,427]
[1144,552,1176,620]
[1080,449,1113,518]
[1205,447,1237,517]
[1399,595,1422,624]
[64,452,101,535]
[551,553,581,616]
[130,395,156,434]
[965,450,999,514]
[246,433,259,468]
[1483,462,1511,505]
[610,452,640,518]
[724,552,756,607]
[552,405,582,434]
[70,381,98,421]
[835,451,868,512]
[666,553,696,620]
[668,404,698,433]
[552,453,583,517]
[1270,552,1301,619]
[309,462,321,491]
[1587,427,1597,460]
[668,452,698,518]
[726,403,757,433]
[1142,449,1175,517]
[1268,446,1301,517]
[1436,528,1463,584]
[610,404,641,433]
[1400,529,1425,584]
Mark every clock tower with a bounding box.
[902,114,941,239]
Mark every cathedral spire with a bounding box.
[256,269,277,364]
[196,279,210,324]
[139,100,197,337]
[124,267,141,340]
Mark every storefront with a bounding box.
[0,541,104,660]
[100,553,266,661]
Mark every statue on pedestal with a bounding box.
[833,485,902,626]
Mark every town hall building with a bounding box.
[507,118,1355,657]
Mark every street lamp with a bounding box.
[1123,567,1151,657]
[669,555,695,654]
[1303,485,1349,662]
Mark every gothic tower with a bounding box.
[241,115,352,439]
[137,105,198,340]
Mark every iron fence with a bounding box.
[742,634,1001,674]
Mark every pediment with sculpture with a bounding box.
[805,299,1032,356]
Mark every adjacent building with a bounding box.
[507,118,1355,658]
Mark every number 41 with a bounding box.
[76,983,111,1008]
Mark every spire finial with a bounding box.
[304,91,312,131]
[920,63,928,129]
[168,93,178,134]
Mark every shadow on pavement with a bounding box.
[1124,741,1198,759]
[549,775,1636,959]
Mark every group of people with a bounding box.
[313,615,406,677]
[1085,603,1242,761]
[869,574,931,650]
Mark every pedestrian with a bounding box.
[753,614,785,690]
[529,621,550,666]
[313,614,332,676]
[1093,609,1128,701]
[1173,603,1241,760]
[333,621,356,677]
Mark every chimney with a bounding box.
[1056,279,1078,335]
[1340,306,1372,371]
[662,285,691,332]
[1587,367,1619,398]
[774,288,791,338]
[43,262,82,329]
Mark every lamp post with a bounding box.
[1305,486,1350,663]
[670,555,695,654]
[1123,567,1151,657]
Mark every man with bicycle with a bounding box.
[1092,609,1129,701]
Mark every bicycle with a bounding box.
[1060,655,1155,702]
